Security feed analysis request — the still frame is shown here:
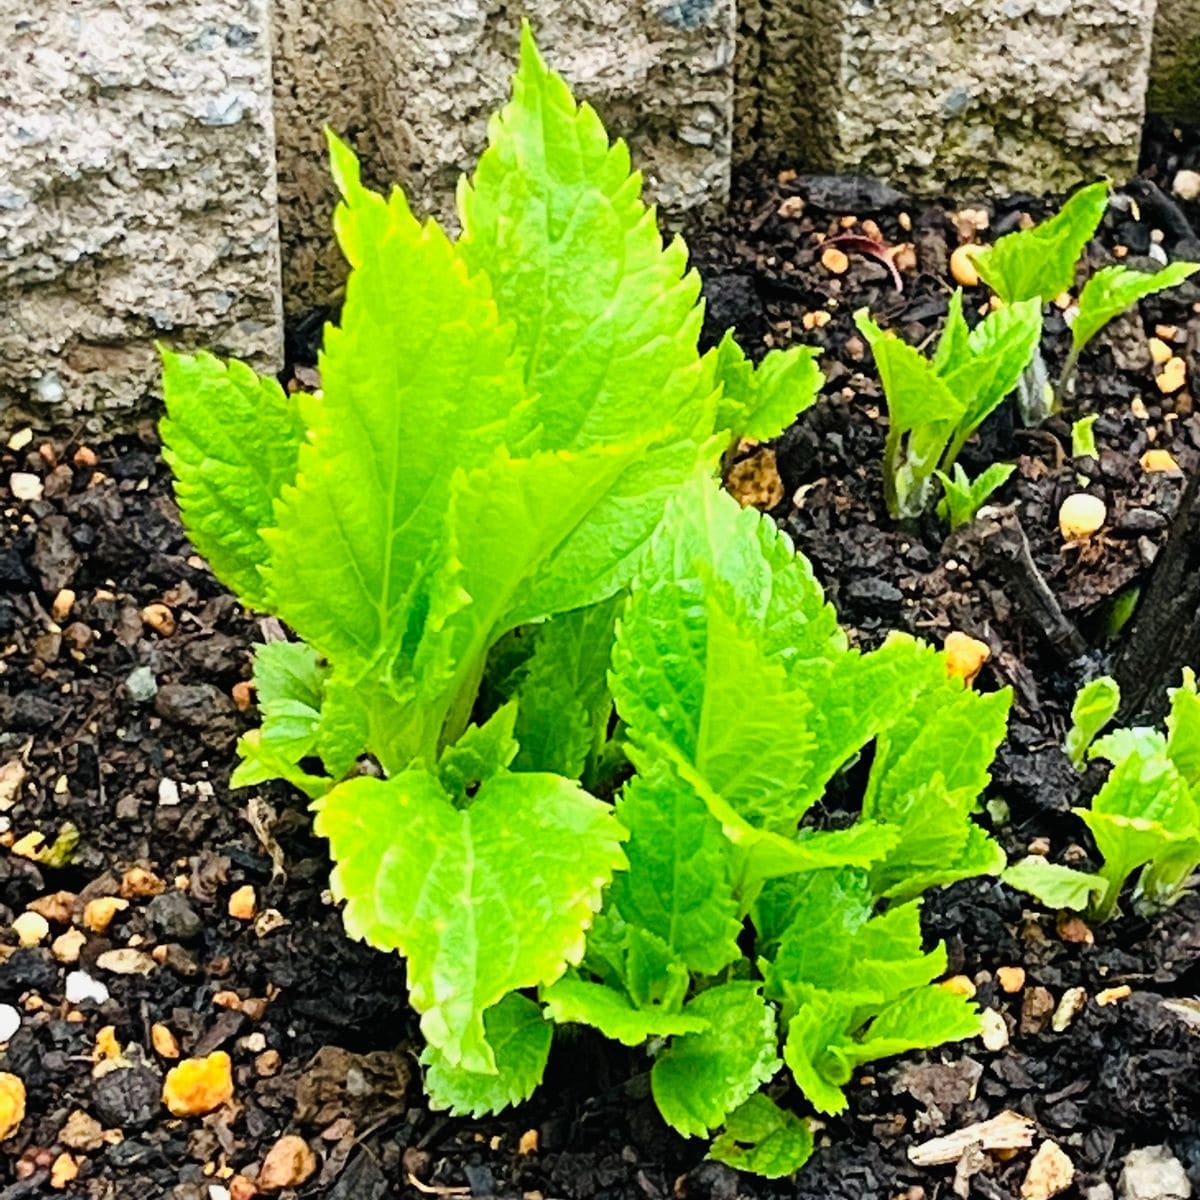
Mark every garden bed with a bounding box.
[1,119,1199,1199]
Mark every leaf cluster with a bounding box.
[1006,673,1200,921]
[857,181,1198,523]
[160,27,1012,1178]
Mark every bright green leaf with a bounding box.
[422,992,552,1116]
[315,767,627,1073]
[709,1093,814,1179]
[1065,676,1121,769]
[510,597,622,778]
[160,350,305,609]
[712,331,823,442]
[972,181,1109,302]
[1072,262,1200,354]
[1003,857,1106,911]
[436,703,519,804]
[541,978,709,1045]
[651,983,780,1138]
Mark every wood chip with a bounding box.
[909,1110,1036,1166]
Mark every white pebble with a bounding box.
[1172,169,1200,202]
[0,1004,20,1042]
[9,472,43,502]
[980,1007,1010,1051]
[157,777,181,807]
[65,971,110,1006]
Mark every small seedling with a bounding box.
[858,185,1197,520]
[1006,673,1200,921]
[971,182,1199,417]
[855,292,1039,520]
[935,462,1016,530]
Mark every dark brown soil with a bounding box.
[1,120,1199,1199]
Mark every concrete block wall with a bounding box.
[271,1,737,310]
[1,1,1194,428]
[746,0,1158,195]
[0,2,282,430]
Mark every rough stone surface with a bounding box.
[1118,1146,1193,1200]
[749,0,1157,196]
[0,3,283,429]
[1149,0,1200,121]
[271,1,736,310]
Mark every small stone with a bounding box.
[151,1023,181,1060]
[11,831,45,859]
[119,866,165,899]
[0,1005,19,1043]
[943,631,991,686]
[73,446,98,468]
[518,1128,539,1156]
[1059,493,1107,540]
[980,1007,1009,1051]
[1140,449,1180,474]
[1022,1141,1075,1200]
[139,603,176,637]
[83,896,129,934]
[228,885,257,921]
[1118,1145,1192,1200]
[50,1151,79,1189]
[9,473,43,502]
[162,1051,234,1117]
[1172,169,1200,202]
[1096,985,1132,1007]
[724,446,784,511]
[124,666,158,704]
[0,760,25,811]
[950,243,981,287]
[997,966,1026,993]
[65,970,110,1006]
[253,909,289,938]
[1051,986,1088,1032]
[1156,356,1187,395]
[12,911,50,947]
[52,929,87,965]
[28,891,75,925]
[148,892,203,943]
[1156,324,1180,343]
[213,990,242,1010]
[258,1134,318,1191]
[802,309,832,330]
[6,429,33,452]
[0,1073,26,1140]
[231,680,256,712]
[96,948,157,976]
[92,1066,161,1130]
[1020,986,1056,1035]
[255,1049,281,1077]
[93,1024,124,1066]
[230,1176,258,1200]
[59,1109,105,1151]
[1148,337,1174,366]
[939,975,977,999]
[821,246,850,275]
[50,589,76,622]
[1056,913,1094,945]
[777,195,805,219]
[157,778,182,807]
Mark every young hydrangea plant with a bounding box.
[161,26,1013,1178]
[1006,673,1200,921]
[857,182,1198,524]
